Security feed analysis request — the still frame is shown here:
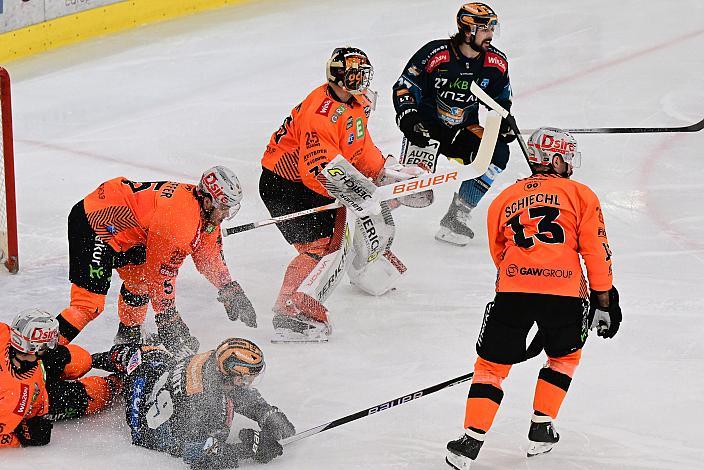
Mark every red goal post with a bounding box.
[0,66,18,273]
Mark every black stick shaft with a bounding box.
[281,372,474,446]
[524,117,704,135]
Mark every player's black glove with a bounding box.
[91,343,141,373]
[113,244,146,268]
[38,344,72,381]
[238,428,283,464]
[156,309,200,355]
[261,407,296,441]
[15,417,53,447]
[218,281,257,328]
[588,286,622,339]
[397,109,432,148]
[498,118,516,143]
[186,431,239,470]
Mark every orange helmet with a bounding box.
[457,3,499,35]
[215,338,265,386]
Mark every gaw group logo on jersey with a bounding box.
[506,263,573,279]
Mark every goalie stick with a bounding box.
[224,112,501,236]
[469,81,532,165]
[280,331,544,446]
[523,116,704,135]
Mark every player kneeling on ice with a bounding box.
[445,128,623,469]
[92,337,295,468]
[56,166,256,356]
[260,46,428,343]
[1,309,121,448]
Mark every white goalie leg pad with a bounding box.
[351,202,395,271]
[348,250,407,296]
[297,223,353,304]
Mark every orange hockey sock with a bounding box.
[533,349,581,419]
[463,357,512,432]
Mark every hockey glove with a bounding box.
[185,431,239,470]
[397,109,432,148]
[261,407,296,441]
[218,281,257,328]
[113,244,146,268]
[588,286,622,339]
[156,309,200,355]
[15,417,53,447]
[376,156,432,208]
[38,344,72,381]
[498,118,517,143]
[238,428,283,464]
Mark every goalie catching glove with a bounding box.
[218,281,257,328]
[376,156,433,208]
[588,286,622,339]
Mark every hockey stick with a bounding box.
[280,372,474,446]
[523,116,704,135]
[470,81,532,165]
[224,112,500,236]
[281,330,543,446]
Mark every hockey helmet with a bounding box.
[457,3,500,35]
[326,47,374,95]
[527,127,582,170]
[199,166,243,220]
[215,338,265,386]
[10,309,60,354]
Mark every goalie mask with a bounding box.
[527,127,581,175]
[198,166,243,221]
[326,47,374,95]
[215,338,265,387]
[10,308,59,354]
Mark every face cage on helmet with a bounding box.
[10,329,58,354]
[340,53,374,95]
[212,199,241,221]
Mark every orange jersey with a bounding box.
[261,84,385,196]
[0,323,50,447]
[82,178,231,313]
[487,174,613,297]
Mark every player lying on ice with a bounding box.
[0,309,121,448]
[92,337,295,468]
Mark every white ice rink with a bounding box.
[1,0,703,468]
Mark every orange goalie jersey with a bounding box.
[487,174,613,297]
[82,178,231,313]
[261,84,385,196]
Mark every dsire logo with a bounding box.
[540,134,575,153]
[203,172,229,206]
[30,327,58,343]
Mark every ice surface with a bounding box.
[1,0,703,468]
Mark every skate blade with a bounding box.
[446,452,472,470]
[527,441,555,457]
[270,329,329,344]
[435,227,471,246]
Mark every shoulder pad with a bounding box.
[422,40,451,73]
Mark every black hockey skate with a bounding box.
[527,419,560,457]
[446,433,483,470]
[436,193,475,246]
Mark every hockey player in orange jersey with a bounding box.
[0,309,120,448]
[260,47,427,342]
[446,128,623,469]
[56,166,256,354]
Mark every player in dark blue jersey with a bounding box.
[392,3,515,245]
